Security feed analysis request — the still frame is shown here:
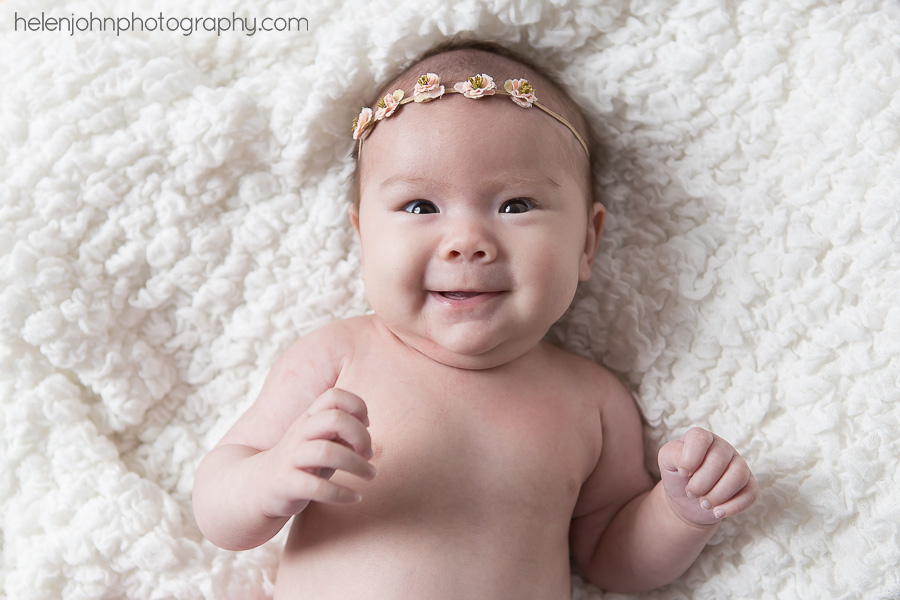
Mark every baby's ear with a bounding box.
[578,202,606,281]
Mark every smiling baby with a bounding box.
[192,40,758,599]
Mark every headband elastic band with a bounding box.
[352,72,590,159]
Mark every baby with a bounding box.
[192,41,758,598]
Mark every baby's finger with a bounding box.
[684,437,736,498]
[676,428,715,478]
[295,472,364,505]
[300,409,373,458]
[658,439,685,477]
[308,388,369,427]
[294,439,377,482]
[709,474,759,519]
[696,455,752,510]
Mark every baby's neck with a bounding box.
[370,314,551,372]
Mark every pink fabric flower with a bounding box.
[453,74,496,99]
[504,78,536,108]
[352,107,373,140]
[374,89,404,120]
[413,73,445,103]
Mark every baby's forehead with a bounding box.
[352,47,594,207]
[358,98,585,205]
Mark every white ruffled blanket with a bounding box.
[2,0,898,598]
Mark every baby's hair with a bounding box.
[350,38,597,210]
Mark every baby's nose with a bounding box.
[439,219,497,263]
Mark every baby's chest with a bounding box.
[339,374,599,523]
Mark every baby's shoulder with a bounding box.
[273,315,376,376]
[539,341,621,384]
[538,342,635,409]
[300,314,377,347]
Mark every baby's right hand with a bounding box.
[258,388,375,519]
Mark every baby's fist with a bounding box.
[259,388,376,518]
[658,428,758,526]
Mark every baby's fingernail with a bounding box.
[686,491,697,499]
[678,468,690,478]
[714,508,726,519]
[700,499,712,510]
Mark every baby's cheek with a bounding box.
[540,244,583,292]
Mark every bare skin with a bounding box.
[194,317,757,598]
[192,49,758,598]
[274,317,605,598]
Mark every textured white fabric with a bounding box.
[2,0,899,598]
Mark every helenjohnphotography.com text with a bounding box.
[14,12,309,36]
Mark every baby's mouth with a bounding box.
[439,291,483,300]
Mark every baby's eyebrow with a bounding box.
[494,175,563,189]
[378,173,562,192]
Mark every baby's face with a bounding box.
[352,95,603,369]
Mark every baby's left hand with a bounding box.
[658,427,758,526]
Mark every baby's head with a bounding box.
[349,40,605,370]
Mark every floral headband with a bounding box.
[351,72,590,158]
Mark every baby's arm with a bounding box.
[192,324,375,551]
[570,378,757,593]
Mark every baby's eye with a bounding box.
[500,198,535,214]
[403,200,439,214]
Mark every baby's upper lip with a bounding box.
[427,273,509,294]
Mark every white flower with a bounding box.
[375,89,404,120]
[413,73,445,103]
[504,78,536,108]
[352,107,374,140]
[454,74,496,99]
